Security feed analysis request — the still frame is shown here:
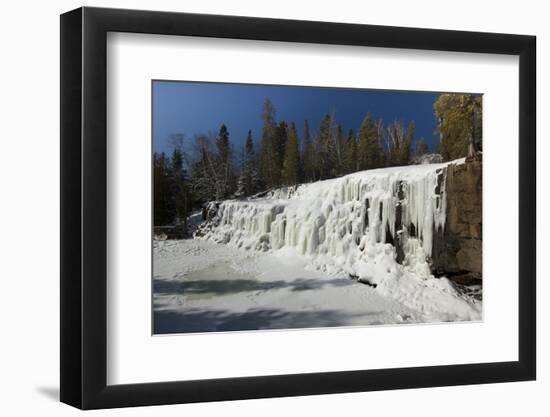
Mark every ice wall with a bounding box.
[198,162,457,264]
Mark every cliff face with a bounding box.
[432,159,482,279]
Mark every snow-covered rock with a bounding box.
[410,153,444,165]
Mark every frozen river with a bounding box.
[152,239,473,334]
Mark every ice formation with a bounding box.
[198,161,458,260]
[197,159,480,319]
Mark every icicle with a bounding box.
[198,161,460,266]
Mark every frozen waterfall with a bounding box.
[198,161,460,260]
[196,159,481,319]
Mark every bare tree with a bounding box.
[191,134,225,201]
[386,120,412,166]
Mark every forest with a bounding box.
[153,93,481,228]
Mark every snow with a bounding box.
[154,159,480,334]
[154,239,448,334]
[201,161,463,259]
[410,153,444,165]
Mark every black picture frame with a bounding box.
[60,6,536,410]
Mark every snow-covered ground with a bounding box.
[155,239,439,334]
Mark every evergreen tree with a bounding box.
[335,124,346,175]
[153,152,176,226]
[357,113,384,170]
[318,114,335,179]
[344,129,358,174]
[274,121,289,185]
[259,98,278,188]
[236,130,260,197]
[302,119,316,182]
[402,121,414,164]
[282,122,300,185]
[170,147,191,228]
[216,124,234,198]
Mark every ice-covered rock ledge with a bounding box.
[196,158,481,320]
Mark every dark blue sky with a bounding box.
[153,81,441,156]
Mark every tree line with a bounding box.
[154,94,481,227]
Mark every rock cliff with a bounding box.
[431,158,482,280]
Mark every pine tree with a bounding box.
[153,152,176,226]
[282,122,300,185]
[259,98,277,188]
[344,129,357,174]
[357,113,384,170]
[318,114,335,179]
[302,119,316,182]
[402,121,414,165]
[216,124,233,198]
[153,144,193,230]
[335,124,346,175]
[170,147,191,228]
[236,130,260,197]
[274,121,288,185]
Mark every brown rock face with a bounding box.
[432,159,482,278]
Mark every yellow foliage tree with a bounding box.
[434,94,482,161]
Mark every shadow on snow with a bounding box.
[153,276,354,297]
[153,307,381,334]
[152,274,380,334]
